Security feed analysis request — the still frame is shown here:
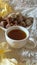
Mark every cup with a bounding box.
[0,26,35,48]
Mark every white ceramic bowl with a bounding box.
[5,26,29,48]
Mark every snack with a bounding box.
[0,58,18,65]
[0,13,33,28]
[0,42,11,59]
[0,0,15,17]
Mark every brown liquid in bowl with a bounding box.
[8,29,26,40]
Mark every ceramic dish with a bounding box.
[0,13,33,31]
